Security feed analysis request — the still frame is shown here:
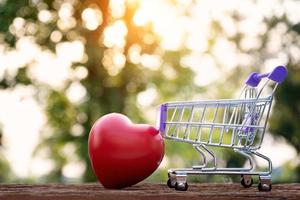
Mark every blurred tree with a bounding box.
[260,15,300,182]
[0,0,299,184]
[0,0,199,182]
[0,124,12,182]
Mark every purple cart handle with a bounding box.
[245,65,288,87]
[158,104,167,133]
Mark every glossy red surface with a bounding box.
[88,113,164,189]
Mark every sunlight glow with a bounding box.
[113,52,126,68]
[50,30,62,43]
[133,0,185,50]
[137,87,157,107]
[181,53,221,87]
[1,0,299,180]
[0,37,39,79]
[130,0,298,87]
[31,158,55,177]
[133,10,148,26]
[13,17,25,29]
[140,54,161,70]
[0,86,45,177]
[28,40,85,90]
[57,3,76,30]
[110,0,126,18]
[57,17,76,30]
[82,8,103,31]
[73,66,88,80]
[29,51,71,89]
[66,81,87,105]
[61,143,86,179]
[38,10,53,23]
[62,161,86,179]
[128,44,141,64]
[102,49,126,76]
[212,38,238,70]
[59,3,74,19]
[71,124,85,137]
[260,133,297,168]
[56,41,85,63]
[103,20,127,48]
[162,64,177,80]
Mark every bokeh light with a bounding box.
[0,0,299,184]
[82,7,103,31]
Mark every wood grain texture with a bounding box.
[0,183,299,200]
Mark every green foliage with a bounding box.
[0,0,299,184]
[0,0,38,45]
[269,65,300,151]
[46,90,77,132]
[265,16,300,182]
[0,151,11,182]
[262,14,300,182]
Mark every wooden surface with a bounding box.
[0,183,299,200]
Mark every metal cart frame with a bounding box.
[157,66,288,191]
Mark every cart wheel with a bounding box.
[241,175,253,188]
[175,182,188,191]
[167,178,175,188]
[258,182,272,192]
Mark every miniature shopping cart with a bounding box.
[157,66,287,192]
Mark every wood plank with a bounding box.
[0,183,299,200]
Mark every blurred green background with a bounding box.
[0,0,299,184]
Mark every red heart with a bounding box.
[88,113,164,189]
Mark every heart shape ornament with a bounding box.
[89,113,164,189]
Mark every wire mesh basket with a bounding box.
[157,66,288,192]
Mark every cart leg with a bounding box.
[201,145,217,169]
[192,144,217,169]
[192,144,207,169]
[251,151,272,176]
[258,175,272,192]
[243,151,272,191]
[234,149,254,171]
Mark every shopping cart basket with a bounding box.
[157,66,288,191]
